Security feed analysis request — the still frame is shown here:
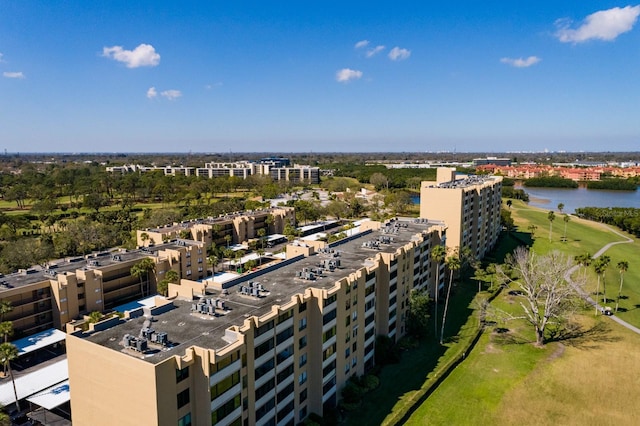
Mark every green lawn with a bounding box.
[404,200,640,425]
[509,200,640,328]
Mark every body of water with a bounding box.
[518,186,640,213]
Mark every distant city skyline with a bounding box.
[1,1,639,153]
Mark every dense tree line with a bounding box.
[501,187,529,201]
[523,176,579,188]
[574,207,640,237]
[586,179,638,191]
[328,163,436,189]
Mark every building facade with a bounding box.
[136,207,295,249]
[67,218,446,426]
[420,168,503,259]
[0,240,206,339]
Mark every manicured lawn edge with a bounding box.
[382,288,502,426]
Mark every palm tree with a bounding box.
[140,232,149,247]
[0,342,20,411]
[431,245,447,337]
[593,256,609,314]
[600,255,611,305]
[562,214,571,241]
[131,258,156,298]
[208,255,219,274]
[615,260,629,313]
[0,322,13,344]
[557,203,564,213]
[440,251,461,344]
[547,211,556,241]
[223,248,234,271]
[0,300,12,322]
[257,248,265,266]
[224,234,232,248]
[527,224,537,238]
[257,228,267,249]
[165,270,179,284]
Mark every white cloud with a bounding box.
[388,47,411,61]
[205,82,223,90]
[146,87,158,99]
[500,56,541,68]
[354,40,369,49]
[3,71,25,79]
[366,45,385,58]
[336,68,363,83]
[555,5,640,43]
[161,89,182,100]
[102,43,161,68]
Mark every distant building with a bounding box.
[472,157,512,167]
[108,159,320,184]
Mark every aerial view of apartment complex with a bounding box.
[0,171,503,425]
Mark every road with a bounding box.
[563,225,640,335]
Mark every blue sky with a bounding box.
[1,1,639,153]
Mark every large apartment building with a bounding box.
[0,240,207,340]
[66,218,446,426]
[420,167,503,259]
[137,207,295,249]
[107,159,321,184]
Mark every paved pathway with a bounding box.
[564,225,640,335]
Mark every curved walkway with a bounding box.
[564,225,640,335]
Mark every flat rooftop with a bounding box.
[146,207,289,233]
[85,218,441,363]
[428,175,501,189]
[0,241,199,292]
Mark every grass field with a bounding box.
[405,200,640,425]
[508,199,640,328]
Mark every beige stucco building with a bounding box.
[66,218,446,426]
[420,168,503,259]
[0,240,206,340]
[136,207,295,249]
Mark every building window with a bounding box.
[299,317,307,331]
[299,335,307,349]
[299,371,307,385]
[177,389,190,409]
[176,366,189,383]
[178,413,191,426]
[299,353,307,367]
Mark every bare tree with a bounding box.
[496,247,581,346]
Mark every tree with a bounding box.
[140,232,149,247]
[593,256,609,315]
[208,255,219,274]
[574,253,592,280]
[547,210,556,241]
[131,258,156,298]
[88,311,103,323]
[406,290,430,339]
[0,301,12,323]
[0,322,13,344]
[527,224,537,238]
[497,248,580,346]
[431,245,447,337]
[257,248,265,266]
[506,199,512,209]
[615,260,629,313]
[165,270,179,284]
[369,172,389,191]
[562,214,571,241]
[257,228,267,249]
[224,234,232,248]
[0,342,20,411]
[557,203,564,213]
[440,251,461,344]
